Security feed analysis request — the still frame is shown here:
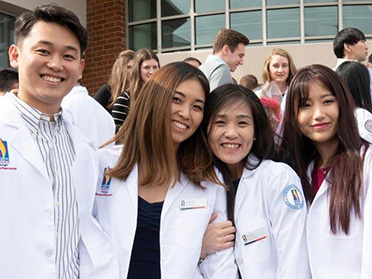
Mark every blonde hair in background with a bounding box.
[107,50,135,109]
[262,48,297,85]
[128,48,160,103]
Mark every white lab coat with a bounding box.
[233,156,310,279]
[355,107,372,144]
[92,145,238,279]
[307,145,372,279]
[62,85,115,149]
[0,93,119,279]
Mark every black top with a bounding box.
[94,83,112,113]
[127,196,164,279]
[233,178,241,194]
[111,91,131,133]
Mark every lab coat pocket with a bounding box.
[176,207,210,249]
[239,218,271,264]
[317,212,362,240]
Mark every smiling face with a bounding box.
[140,58,159,82]
[297,81,340,149]
[269,54,289,86]
[9,21,84,115]
[208,101,254,178]
[224,43,245,72]
[170,78,205,147]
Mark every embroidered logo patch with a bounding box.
[282,184,304,210]
[101,167,112,193]
[365,120,372,133]
[0,139,10,166]
[96,167,113,196]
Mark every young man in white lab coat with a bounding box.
[0,4,118,279]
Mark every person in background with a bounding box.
[256,48,297,110]
[367,53,372,68]
[239,74,258,91]
[94,50,135,113]
[1,4,118,278]
[62,81,115,149]
[281,64,372,279]
[88,62,238,279]
[0,67,18,95]
[200,84,310,278]
[333,27,369,70]
[336,61,372,112]
[184,57,202,68]
[336,61,372,143]
[199,28,249,92]
[111,48,160,132]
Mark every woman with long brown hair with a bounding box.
[90,62,238,279]
[281,64,372,278]
[94,50,135,112]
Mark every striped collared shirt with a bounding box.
[10,93,80,279]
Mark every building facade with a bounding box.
[1,0,372,94]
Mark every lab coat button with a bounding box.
[45,249,54,257]
[44,208,53,216]
[236,258,243,265]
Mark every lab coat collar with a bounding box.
[235,154,262,215]
[307,161,329,206]
[162,171,190,217]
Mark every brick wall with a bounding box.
[83,0,127,96]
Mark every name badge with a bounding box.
[180,198,207,210]
[242,227,269,246]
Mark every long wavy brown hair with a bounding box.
[128,48,159,103]
[108,62,218,188]
[281,64,367,234]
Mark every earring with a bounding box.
[254,137,256,141]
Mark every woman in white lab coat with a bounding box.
[281,64,372,279]
[201,84,310,278]
[90,62,238,279]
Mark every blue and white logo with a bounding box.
[282,184,304,210]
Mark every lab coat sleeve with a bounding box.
[361,146,372,279]
[199,185,239,279]
[266,163,311,279]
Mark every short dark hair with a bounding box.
[336,61,372,112]
[213,28,249,54]
[368,53,372,64]
[183,57,202,67]
[239,74,258,90]
[333,28,365,59]
[15,4,88,56]
[0,67,18,93]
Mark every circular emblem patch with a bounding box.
[282,184,304,210]
[364,120,372,133]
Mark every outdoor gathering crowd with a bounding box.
[1,3,372,279]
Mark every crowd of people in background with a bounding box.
[1,3,372,279]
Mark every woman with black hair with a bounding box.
[201,84,310,278]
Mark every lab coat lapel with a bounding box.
[0,95,49,183]
[126,163,139,210]
[66,118,97,214]
[234,167,255,221]
[307,161,329,206]
[162,173,188,217]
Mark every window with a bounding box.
[0,12,15,68]
[127,1,372,53]
[305,6,338,37]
